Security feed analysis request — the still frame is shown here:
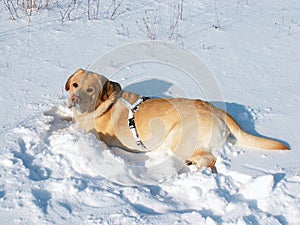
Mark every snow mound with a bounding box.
[240,175,274,199]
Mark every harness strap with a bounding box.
[119,96,150,150]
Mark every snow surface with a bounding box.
[1,0,300,224]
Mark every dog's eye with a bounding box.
[86,87,93,93]
[73,83,78,88]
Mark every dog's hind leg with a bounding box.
[186,149,217,173]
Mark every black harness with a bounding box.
[119,96,150,150]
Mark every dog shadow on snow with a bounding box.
[124,79,289,148]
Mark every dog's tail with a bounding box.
[214,107,290,150]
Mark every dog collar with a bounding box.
[119,96,150,150]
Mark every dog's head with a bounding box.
[65,69,121,114]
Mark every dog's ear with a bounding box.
[65,69,84,91]
[65,74,74,91]
[100,81,121,101]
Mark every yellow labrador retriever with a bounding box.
[65,69,289,172]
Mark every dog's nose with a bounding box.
[72,95,80,103]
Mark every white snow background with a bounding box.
[1,0,300,224]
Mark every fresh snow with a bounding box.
[1,0,300,224]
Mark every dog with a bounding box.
[65,69,289,173]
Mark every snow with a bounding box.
[240,175,274,199]
[1,0,300,224]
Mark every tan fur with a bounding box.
[65,69,289,172]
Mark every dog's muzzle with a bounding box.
[72,95,80,103]
[67,94,80,108]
